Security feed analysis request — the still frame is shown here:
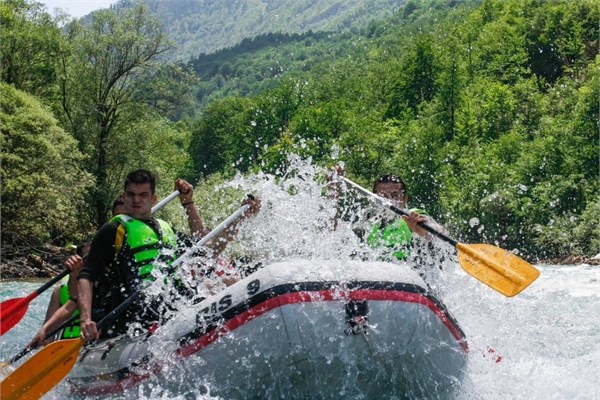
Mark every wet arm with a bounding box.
[28,300,78,348]
[206,196,261,256]
[175,178,205,236]
[77,278,98,340]
[65,255,84,299]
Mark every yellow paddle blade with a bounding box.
[0,338,82,400]
[456,243,540,297]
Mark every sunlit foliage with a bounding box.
[188,0,599,260]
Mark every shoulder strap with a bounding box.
[112,214,132,254]
[115,225,126,254]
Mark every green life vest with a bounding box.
[366,208,427,260]
[59,278,80,339]
[111,214,178,281]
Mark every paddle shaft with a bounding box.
[340,176,458,246]
[171,204,250,268]
[339,175,541,297]
[35,269,70,296]
[151,190,180,213]
[0,270,70,336]
[388,204,457,245]
[3,269,68,309]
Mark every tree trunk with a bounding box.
[95,119,109,227]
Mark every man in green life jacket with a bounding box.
[329,166,443,261]
[77,169,207,341]
[366,173,432,260]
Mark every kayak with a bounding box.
[67,260,468,399]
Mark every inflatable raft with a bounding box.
[67,260,468,399]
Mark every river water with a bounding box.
[1,263,598,399]
[1,162,598,399]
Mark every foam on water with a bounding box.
[1,158,598,399]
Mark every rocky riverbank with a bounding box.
[1,244,73,280]
[1,245,599,280]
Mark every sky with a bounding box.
[38,0,118,18]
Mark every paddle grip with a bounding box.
[388,205,458,246]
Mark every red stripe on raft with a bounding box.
[178,289,469,358]
[71,288,467,395]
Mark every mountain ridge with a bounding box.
[110,0,407,61]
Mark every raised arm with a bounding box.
[64,254,84,301]
[175,178,205,237]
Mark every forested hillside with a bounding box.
[190,30,364,109]
[113,0,408,61]
[1,0,598,263]
[186,0,600,260]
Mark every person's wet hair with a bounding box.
[373,174,407,194]
[124,169,156,194]
[112,197,125,215]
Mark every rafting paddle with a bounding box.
[0,270,70,337]
[0,190,180,337]
[151,189,180,213]
[0,290,141,400]
[0,313,80,369]
[339,176,540,297]
[0,202,252,400]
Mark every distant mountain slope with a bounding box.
[112,0,407,61]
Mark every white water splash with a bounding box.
[1,157,598,399]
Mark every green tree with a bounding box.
[0,0,66,101]
[181,0,599,260]
[188,96,254,178]
[471,18,529,84]
[238,79,304,173]
[59,5,193,227]
[0,83,93,245]
[385,34,439,119]
[458,78,517,141]
[435,37,464,141]
[525,0,598,83]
